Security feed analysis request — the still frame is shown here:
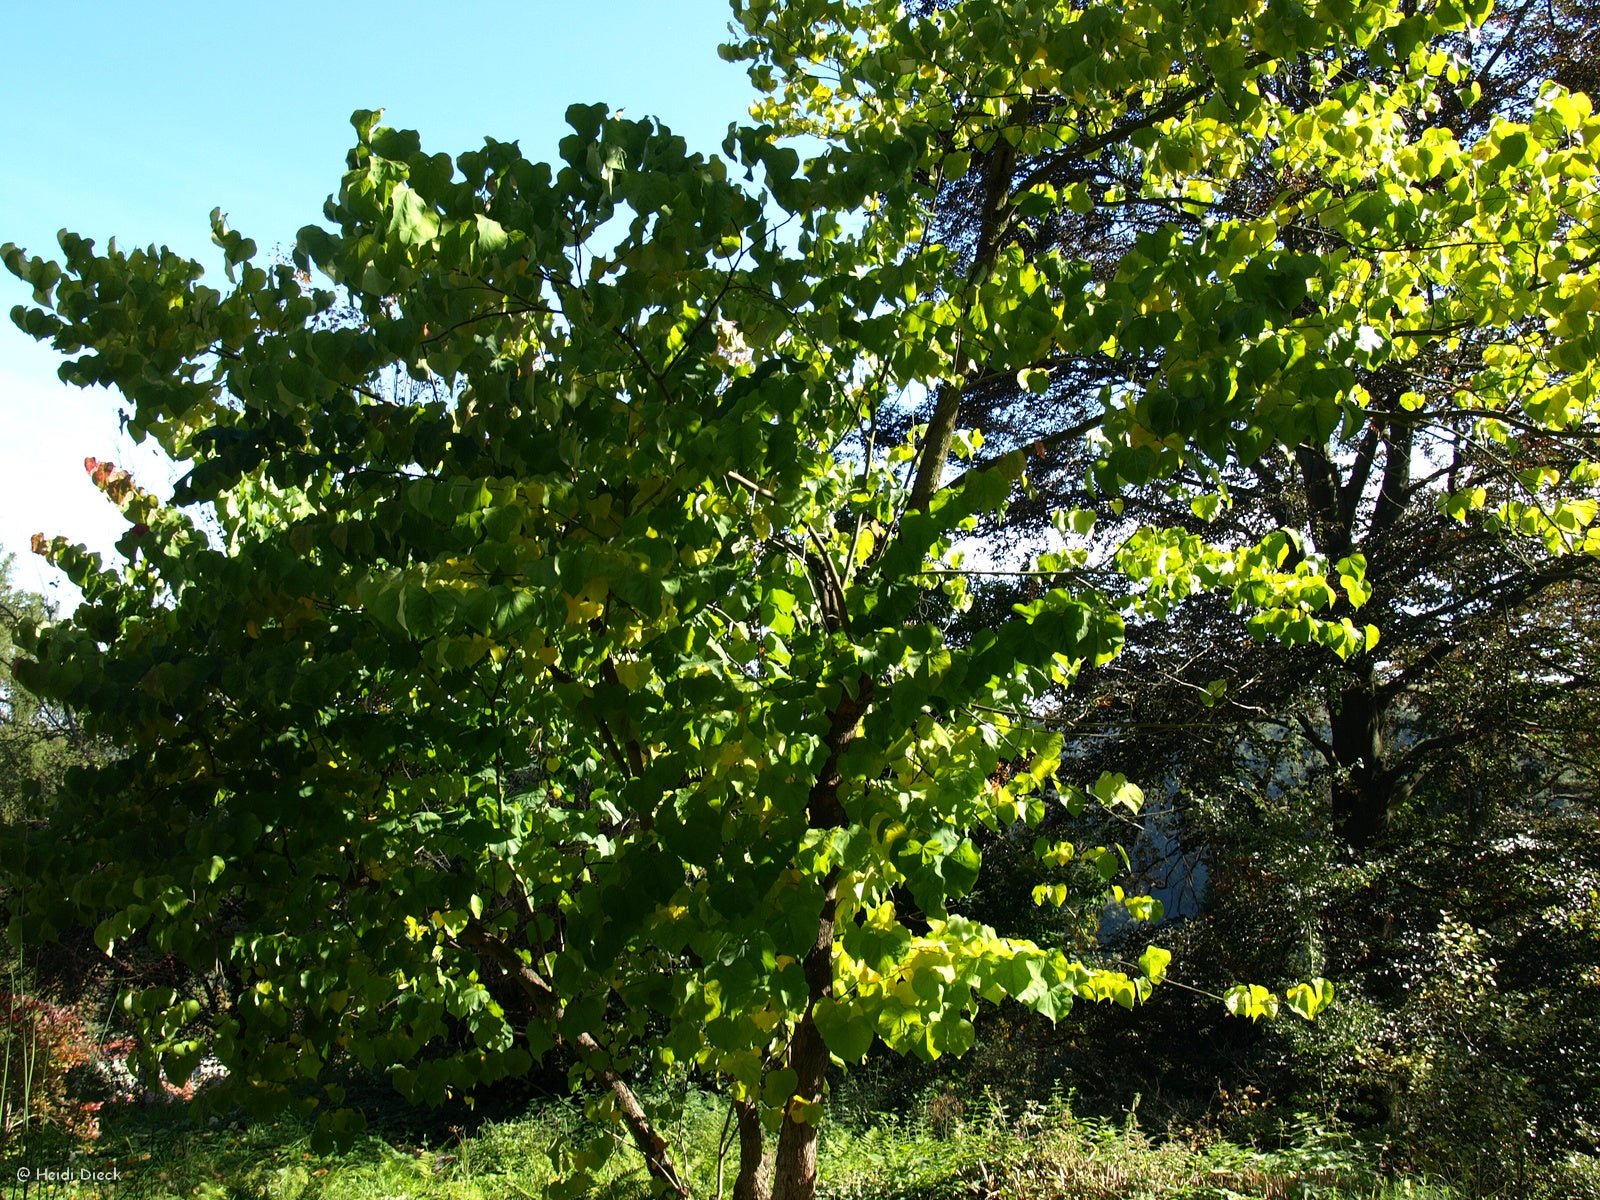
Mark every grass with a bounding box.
[810,1093,1451,1200]
[4,1085,1594,1200]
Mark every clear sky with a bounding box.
[0,0,756,600]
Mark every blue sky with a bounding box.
[0,0,756,598]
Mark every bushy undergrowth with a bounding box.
[815,1092,1434,1200]
[0,988,102,1147]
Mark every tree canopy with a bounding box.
[840,0,1600,860]
[6,0,1600,1196]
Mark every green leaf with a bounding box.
[762,1066,800,1105]
[1124,894,1163,922]
[814,998,875,1063]
[1091,771,1144,813]
[389,184,440,247]
[1017,367,1051,394]
[1285,978,1335,1020]
[1223,983,1280,1022]
[1137,945,1171,983]
[473,214,509,255]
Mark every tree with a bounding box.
[0,557,85,827]
[749,0,1600,856]
[730,0,1600,1169]
[2,110,1189,1200]
[0,558,105,1149]
[6,0,1597,1196]
[0,553,96,997]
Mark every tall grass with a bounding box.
[1,945,41,1147]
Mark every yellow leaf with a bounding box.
[852,526,876,566]
[614,659,651,690]
[564,594,605,625]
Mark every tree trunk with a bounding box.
[907,380,965,512]
[573,1033,691,1198]
[907,136,1016,513]
[732,1096,772,1200]
[463,925,690,1197]
[769,875,839,1200]
[1328,668,1390,855]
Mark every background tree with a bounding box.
[871,0,1600,859]
[0,554,99,1000]
[0,558,86,827]
[729,0,1600,1178]
[0,558,104,1149]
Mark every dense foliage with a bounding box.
[5,0,1600,1195]
[828,0,1600,1180]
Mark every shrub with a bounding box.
[0,989,101,1145]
